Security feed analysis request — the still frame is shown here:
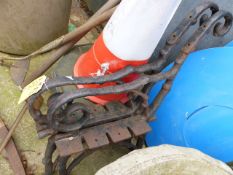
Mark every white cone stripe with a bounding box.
[103,0,182,61]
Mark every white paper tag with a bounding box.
[18,75,47,104]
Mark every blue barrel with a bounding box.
[226,41,233,47]
[146,47,233,163]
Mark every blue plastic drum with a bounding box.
[146,47,233,163]
[226,41,233,47]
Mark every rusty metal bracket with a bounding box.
[26,2,233,175]
[44,133,146,175]
[0,118,26,175]
[28,2,232,136]
[55,116,150,157]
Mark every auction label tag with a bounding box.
[18,75,47,104]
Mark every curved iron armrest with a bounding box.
[27,2,232,175]
[28,2,231,137]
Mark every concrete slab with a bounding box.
[0,57,47,175]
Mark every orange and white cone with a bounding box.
[74,0,182,105]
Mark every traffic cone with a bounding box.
[74,0,182,105]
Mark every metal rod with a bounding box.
[0,103,27,153]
